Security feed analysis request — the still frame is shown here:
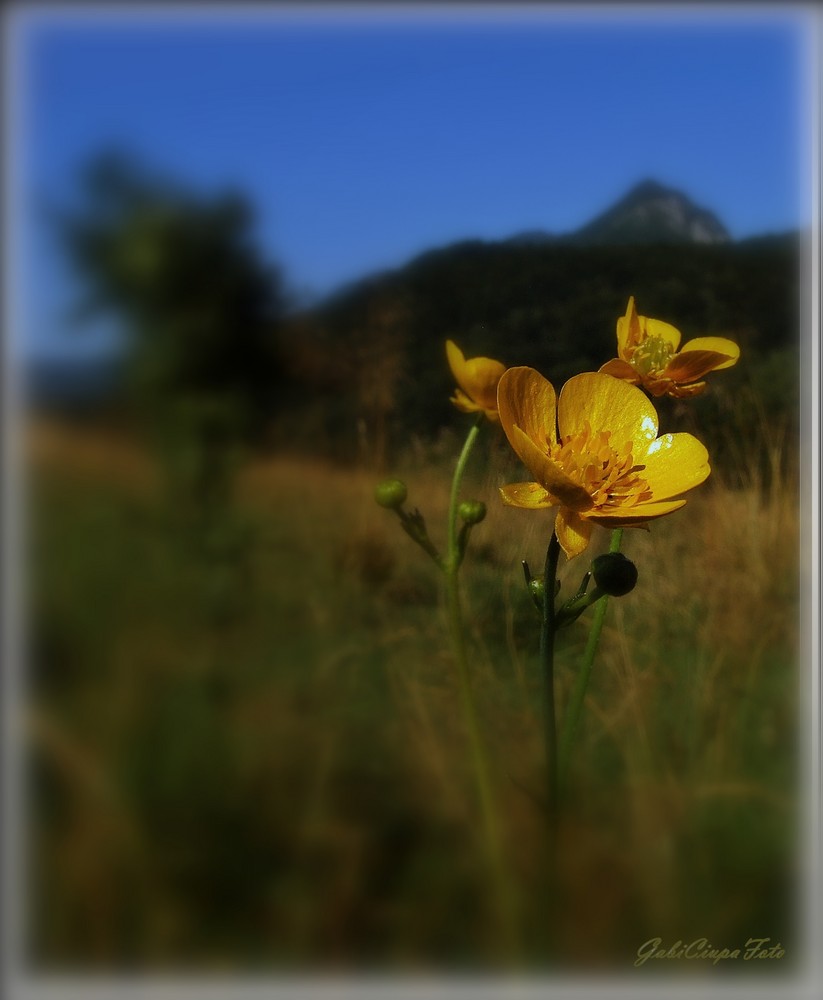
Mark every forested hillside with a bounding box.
[277,233,801,478]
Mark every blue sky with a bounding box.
[8,5,816,358]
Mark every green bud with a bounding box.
[526,575,561,611]
[528,575,546,607]
[591,552,638,597]
[458,500,487,525]
[374,479,408,510]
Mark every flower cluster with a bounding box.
[448,299,738,561]
[379,295,741,845]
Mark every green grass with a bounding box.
[25,419,801,974]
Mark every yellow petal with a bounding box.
[497,367,558,451]
[450,388,481,414]
[510,425,593,510]
[462,356,507,411]
[637,433,711,501]
[509,425,592,510]
[678,336,740,370]
[639,316,682,353]
[446,340,467,383]
[498,482,554,509]
[616,297,641,357]
[555,508,593,559]
[668,381,707,399]
[598,358,640,382]
[583,498,687,526]
[664,349,738,384]
[557,371,658,449]
[446,340,505,412]
[642,375,676,397]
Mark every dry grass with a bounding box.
[26,419,158,494]
[24,417,802,971]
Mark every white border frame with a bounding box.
[3,4,821,999]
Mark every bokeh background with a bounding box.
[8,4,814,980]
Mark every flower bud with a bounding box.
[527,574,561,611]
[591,552,638,597]
[528,575,546,607]
[374,478,408,510]
[458,500,487,525]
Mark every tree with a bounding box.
[55,150,285,446]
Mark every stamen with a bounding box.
[548,427,651,511]
[630,334,674,376]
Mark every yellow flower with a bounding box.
[446,340,506,421]
[599,297,740,398]
[497,367,710,559]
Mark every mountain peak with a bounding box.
[620,178,678,204]
[571,179,731,246]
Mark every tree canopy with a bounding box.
[55,151,285,440]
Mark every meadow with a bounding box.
[24,404,801,976]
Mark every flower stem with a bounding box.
[558,527,624,787]
[446,416,483,571]
[444,415,516,960]
[540,530,562,838]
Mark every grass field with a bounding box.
[23,413,801,975]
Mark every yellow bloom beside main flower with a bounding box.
[446,340,506,421]
[497,368,710,559]
[599,297,740,398]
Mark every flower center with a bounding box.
[630,334,674,376]
[549,421,653,509]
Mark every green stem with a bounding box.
[558,528,623,786]
[446,416,483,571]
[444,414,516,959]
[540,531,562,836]
[444,569,506,876]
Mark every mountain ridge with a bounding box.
[503,178,731,248]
